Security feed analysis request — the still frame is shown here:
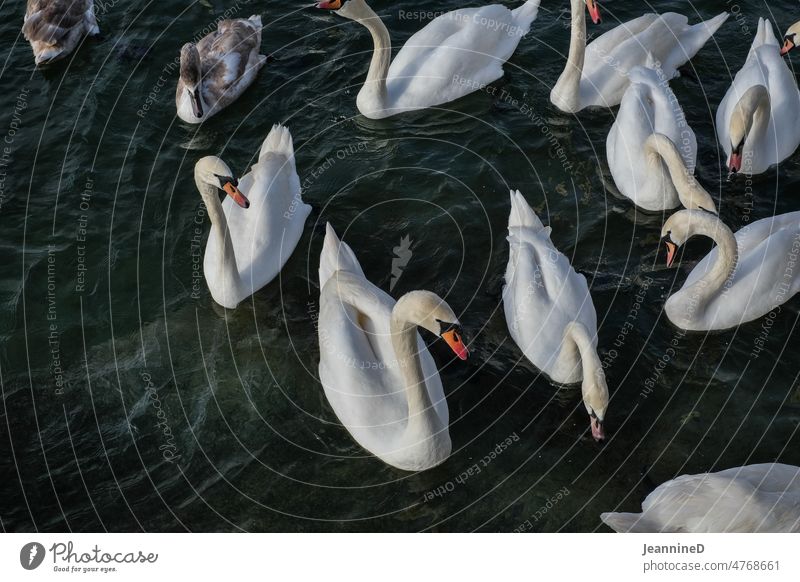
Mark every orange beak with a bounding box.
[728,151,742,174]
[665,241,678,267]
[223,181,250,209]
[442,328,468,361]
[316,0,341,9]
[586,0,601,24]
[781,38,795,56]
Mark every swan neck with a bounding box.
[195,175,241,293]
[645,134,707,209]
[684,216,738,309]
[354,3,390,110]
[553,0,586,111]
[390,301,439,435]
[732,86,770,146]
[567,322,602,384]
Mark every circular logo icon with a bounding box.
[20,542,45,570]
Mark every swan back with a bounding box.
[602,464,800,532]
[23,0,99,64]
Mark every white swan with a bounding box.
[607,64,716,212]
[23,0,99,65]
[315,0,540,119]
[551,0,728,113]
[602,463,800,532]
[661,209,800,331]
[177,15,267,124]
[317,224,468,471]
[503,191,609,440]
[194,125,311,309]
[717,18,800,174]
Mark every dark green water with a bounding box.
[1,0,800,532]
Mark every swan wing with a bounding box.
[23,0,91,43]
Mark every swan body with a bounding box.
[551,0,728,113]
[177,15,267,123]
[317,225,468,471]
[602,463,800,532]
[661,209,800,331]
[194,125,311,309]
[503,191,609,440]
[23,0,99,65]
[607,64,716,212]
[717,18,800,174]
[317,0,540,119]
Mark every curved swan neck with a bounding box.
[390,297,440,434]
[194,171,241,294]
[682,214,739,307]
[645,134,713,210]
[566,322,602,387]
[552,0,586,112]
[731,85,770,146]
[346,0,390,111]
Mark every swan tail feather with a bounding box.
[511,0,541,31]
[319,223,365,289]
[508,190,546,233]
[259,124,295,169]
[601,512,659,533]
[248,15,263,28]
[691,12,729,44]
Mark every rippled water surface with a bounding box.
[2,0,800,532]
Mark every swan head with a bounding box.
[585,0,601,25]
[194,156,250,209]
[660,209,721,267]
[781,21,800,56]
[727,85,770,174]
[180,43,204,119]
[394,291,469,360]
[582,367,608,441]
[316,0,365,19]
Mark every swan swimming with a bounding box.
[23,0,99,65]
[193,125,310,309]
[551,0,728,113]
[316,0,540,118]
[317,224,468,471]
[177,15,267,123]
[503,191,609,440]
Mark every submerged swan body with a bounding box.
[317,225,469,471]
[194,125,311,309]
[602,463,800,532]
[661,209,800,331]
[177,15,267,123]
[551,0,728,113]
[717,18,800,174]
[23,0,99,65]
[316,0,540,119]
[503,191,609,440]
[607,64,715,212]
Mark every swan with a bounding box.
[503,191,609,441]
[551,0,728,113]
[601,463,800,532]
[660,209,800,331]
[780,20,800,55]
[177,15,267,124]
[315,0,540,119]
[23,0,99,65]
[607,64,716,212]
[717,18,800,174]
[317,224,469,471]
[194,124,311,309]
